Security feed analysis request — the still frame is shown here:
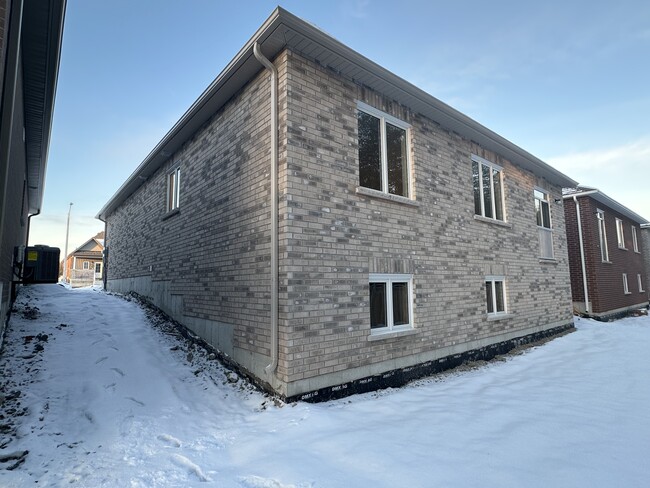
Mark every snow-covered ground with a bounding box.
[1,285,649,487]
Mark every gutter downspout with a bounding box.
[253,43,279,377]
[574,196,590,314]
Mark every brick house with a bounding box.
[642,224,650,288]
[62,232,104,287]
[563,187,649,319]
[0,0,66,337]
[98,8,577,401]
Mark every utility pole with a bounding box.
[62,202,73,283]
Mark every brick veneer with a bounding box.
[105,48,574,398]
[564,194,648,317]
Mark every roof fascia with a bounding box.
[564,190,649,224]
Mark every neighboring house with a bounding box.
[563,187,649,319]
[0,0,66,338]
[98,7,577,401]
[62,232,104,287]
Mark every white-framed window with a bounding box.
[616,218,626,249]
[472,154,505,221]
[632,226,639,253]
[534,188,553,259]
[485,276,507,316]
[166,166,181,212]
[597,209,609,262]
[368,274,413,332]
[623,273,630,294]
[638,274,645,293]
[95,262,102,274]
[82,261,89,270]
[357,102,411,198]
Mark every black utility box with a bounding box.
[23,246,60,284]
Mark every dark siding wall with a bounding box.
[0,51,28,334]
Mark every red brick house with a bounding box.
[564,187,649,319]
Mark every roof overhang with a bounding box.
[22,0,67,214]
[563,188,649,225]
[97,6,577,221]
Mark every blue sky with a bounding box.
[30,0,650,252]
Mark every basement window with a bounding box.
[369,274,413,333]
[485,277,507,317]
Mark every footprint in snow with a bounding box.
[104,383,116,391]
[125,397,145,407]
[110,367,125,377]
[239,475,304,488]
[171,453,210,482]
[157,433,182,447]
[95,356,108,365]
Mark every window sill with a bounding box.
[356,186,419,207]
[624,292,632,295]
[635,250,641,254]
[473,215,512,228]
[162,208,180,221]
[539,257,557,264]
[368,327,418,341]
[602,260,612,265]
[618,246,628,251]
[487,312,513,322]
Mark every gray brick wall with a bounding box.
[280,51,573,394]
[106,54,289,387]
[106,48,574,398]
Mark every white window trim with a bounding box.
[638,274,645,293]
[623,273,630,294]
[95,262,102,273]
[534,187,553,229]
[485,275,508,317]
[472,154,506,222]
[368,273,414,334]
[166,166,181,212]
[616,218,626,249]
[82,261,89,270]
[534,187,554,259]
[597,209,609,262]
[632,226,639,253]
[357,101,412,198]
